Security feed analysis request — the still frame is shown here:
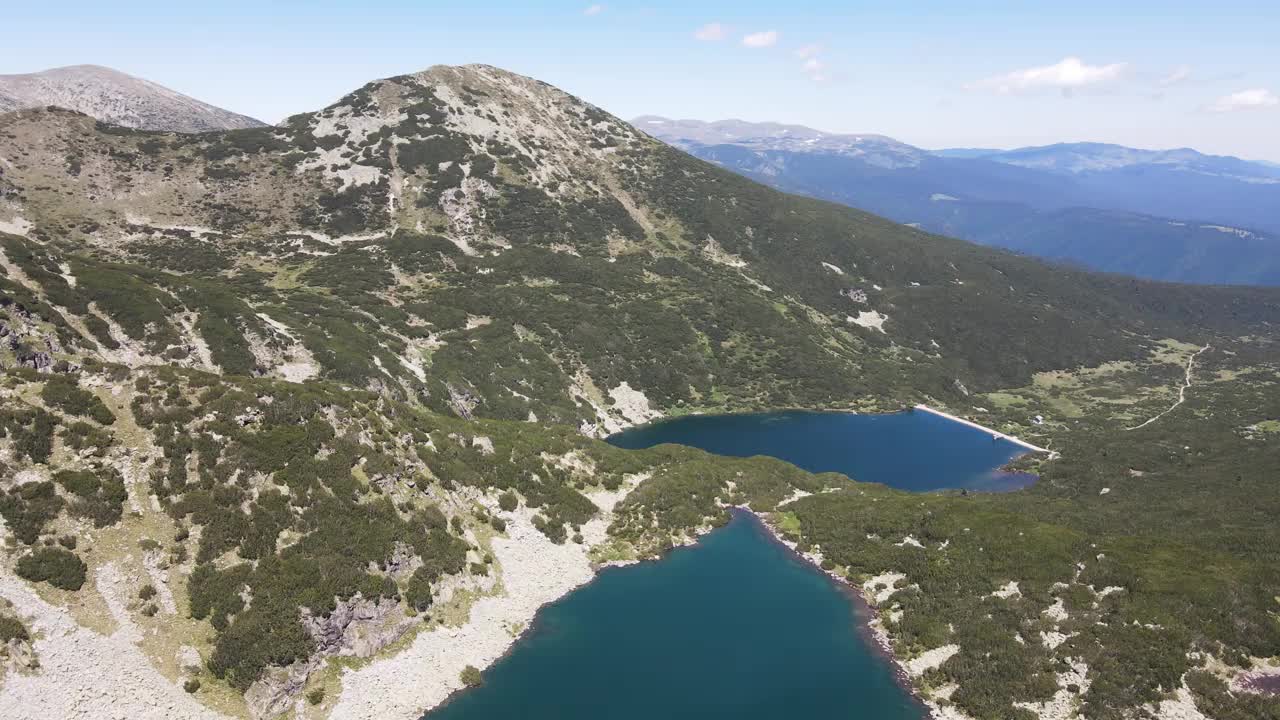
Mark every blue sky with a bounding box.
[5,0,1280,160]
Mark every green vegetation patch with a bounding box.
[0,481,64,545]
[0,612,30,643]
[40,374,115,424]
[16,546,87,591]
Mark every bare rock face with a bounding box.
[380,542,422,581]
[246,594,413,718]
[15,349,53,371]
[2,638,38,674]
[0,65,267,132]
[1,311,58,371]
[245,657,318,720]
[304,594,411,657]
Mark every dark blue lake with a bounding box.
[425,512,925,720]
[425,409,1029,720]
[606,409,1033,492]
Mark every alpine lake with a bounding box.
[424,409,1033,719]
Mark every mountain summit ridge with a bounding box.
[637,115,1280,177]
[0,64,267,132]
[634,115,922,168]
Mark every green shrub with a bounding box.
[207,594,316,691]
[0,407,56,463]
[498,491,518,512]
[61,421,113,454]
[55,468,127,528]
[306,688,325,705]
[40,375,116,425]
[0,481,65,544]
[404,567,434,612]
[0,613,29,643]
[16,547,87,591]
[460,665,483,688]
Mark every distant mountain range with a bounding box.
[0,64,266,132]
[637,116,1280,286]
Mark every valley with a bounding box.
[0,63,1277,720]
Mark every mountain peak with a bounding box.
[0,64,267,132]
[0,63,661,255]
[281,64,649,222]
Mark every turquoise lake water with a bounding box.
[425,410,1029,719]
[606,409,1033,492]
[425,512,925,720]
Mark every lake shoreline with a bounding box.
[414,401,1030,720]
[332,495,636,720]
[744,507,956,720]
[422,508,933,720]
[411,505,948,720]
[614,403,1048,457]
[912,405,1049,453]
[609,406,1042,495]
[416,528,720,718]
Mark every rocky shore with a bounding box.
[747,505,967,720]
[329,481,634,720]
[0,469,643,720]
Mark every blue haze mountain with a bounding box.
[637,117,1280,285]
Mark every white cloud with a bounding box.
[801,57,828,82]
[694,22,726,41]
[583,4,604,16]
[795,43,824,59]
[969,57,1127,95]
[1208,88,1279,113]
[742,30,779,48]
[1159,65,1192,86]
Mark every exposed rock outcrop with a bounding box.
[247,594,414,718]
[303,594,412,658]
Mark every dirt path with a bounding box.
[1125,344,1211,431]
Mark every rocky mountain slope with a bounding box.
[0,65,266,133]
[642,116,1280,285]
[1,65,1278,720]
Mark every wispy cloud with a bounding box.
[969,57,1127,95]
[694,22,726,41]
[742,30,779,48]
[795,43,824,59]
[1159,65,1192,87]
[801,57,828,83]
[1208,88,1279,113]
[583,4,604,16]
